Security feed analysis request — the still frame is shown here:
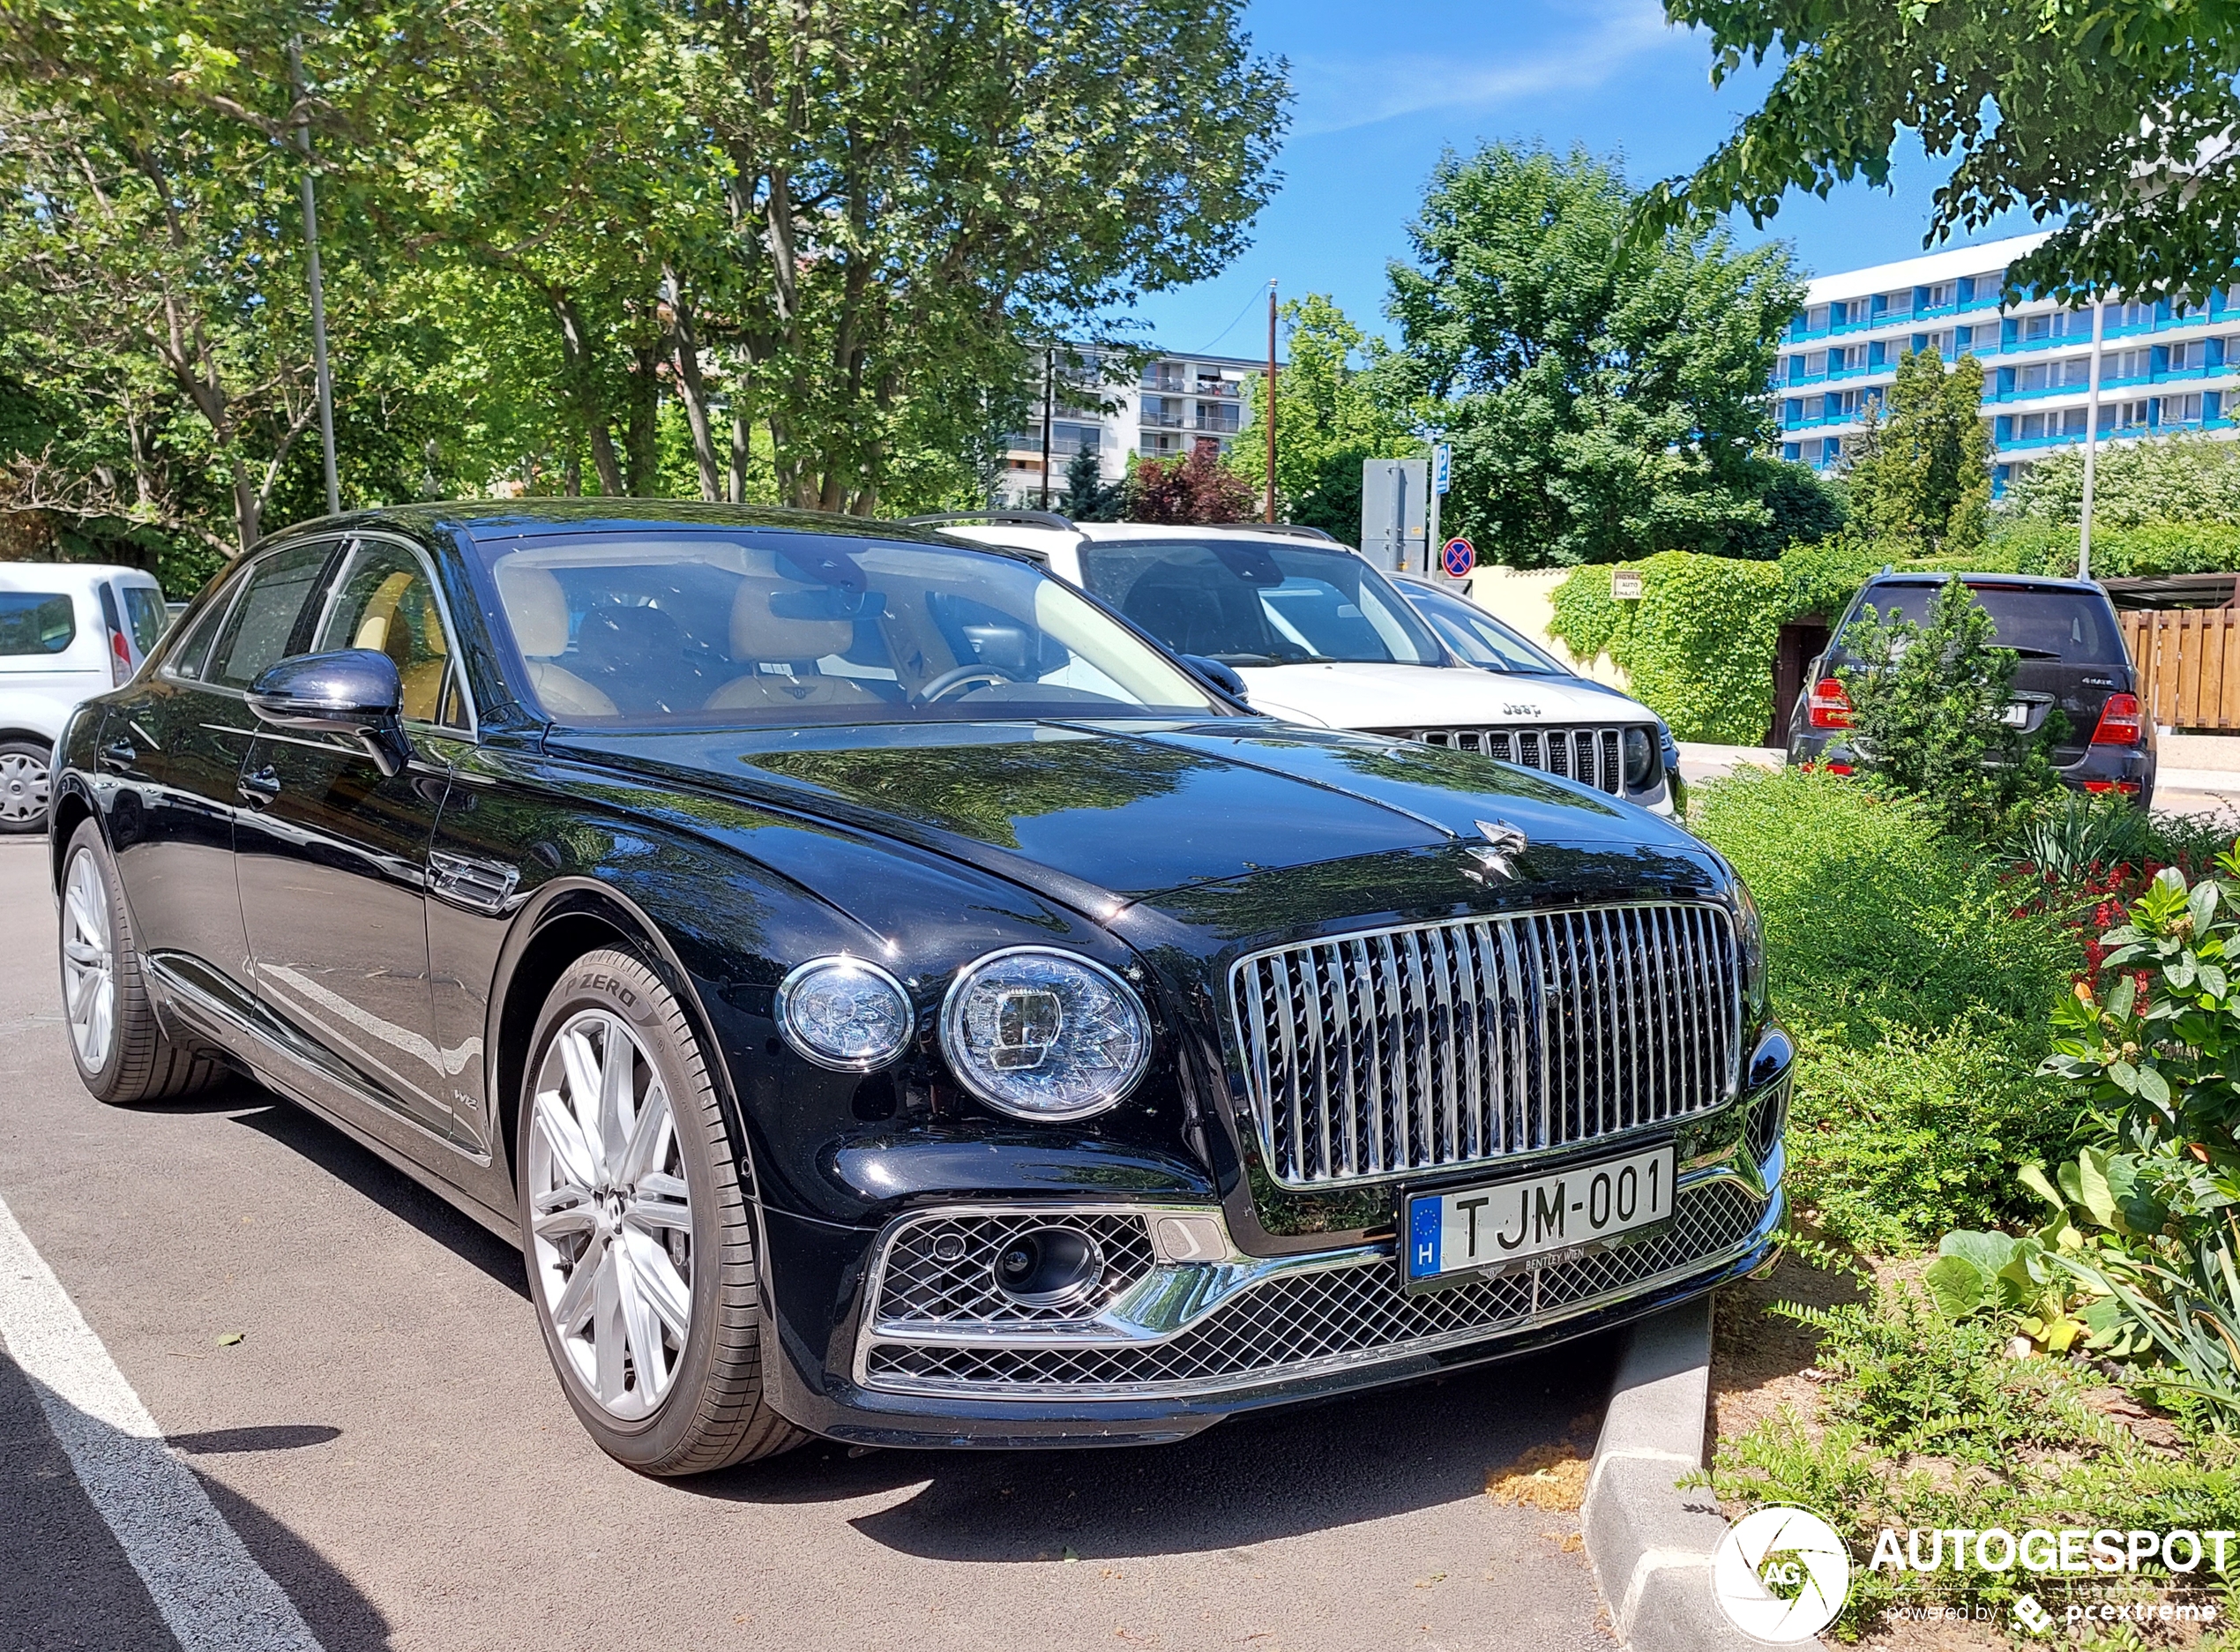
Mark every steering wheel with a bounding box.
[918,664,1019,702]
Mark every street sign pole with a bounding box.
[1425,437,1440,564]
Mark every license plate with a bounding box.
[1402,1145,1675,1286]
[2001,702,2031,727]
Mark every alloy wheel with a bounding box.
[0,751,49,824]
[61,848,115,1071]
[525,1009,694,1421]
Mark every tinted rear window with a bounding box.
[1845,583,2124,665]
[0,593,75,655]
[119,585,166,656]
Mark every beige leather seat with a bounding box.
[705,581,882,711]
[350,571,448,722]
[495,563,618,719]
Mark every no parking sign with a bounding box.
[1440,535,1475,579]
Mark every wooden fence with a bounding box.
[2121,609,2240,730]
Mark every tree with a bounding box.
[2004,435,2240,529]
[1059,447,1124,522]
[1839,575,2061,834]
[1643,1,2240,305]
[1125,445,1256,524]
[1228,295,1415,540]
[1385,142,1806,567]
[1842,351,1991,555]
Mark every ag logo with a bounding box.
[1711,1506,1851,1641]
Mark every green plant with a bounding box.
[2001,795,2158,893]
[1837,574,2064,834]
[1843,350,1992,555]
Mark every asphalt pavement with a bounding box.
[0,836,1617,1652]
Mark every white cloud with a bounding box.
[1288,0,1687,138]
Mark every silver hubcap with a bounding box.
[526,1009,693,1421]
[0,751,49,822]
[61,849,115,1070]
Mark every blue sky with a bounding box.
[1130,0,2039,357]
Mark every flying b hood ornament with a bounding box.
[1466,819,1528,882]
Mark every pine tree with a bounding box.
[1845,351,1992,555]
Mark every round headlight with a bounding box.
[939,948,1151,1121]
[775,957,915,1072]
[1623,725,1659,790]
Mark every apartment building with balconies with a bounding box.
[996,347,1266,505]
[1776,231,2240,494]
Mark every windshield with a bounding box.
[482,531,1221,727]
[1844,581,2125,666]
[1402,585,1566,674]
[118,585,167,657]
[1075,538,1446,666]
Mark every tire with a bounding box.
[0,739,52,833]
[56,820,223,1104]
[516,947,806,1475]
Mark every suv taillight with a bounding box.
[2090,692,2143,747]
[108,626,132,686]
[1807,677,1852,729]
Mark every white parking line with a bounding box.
[0,1192,324,1652]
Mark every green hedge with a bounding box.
[1984,518,2240,579]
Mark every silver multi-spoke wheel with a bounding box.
[526,1008,694,1422]
[0,747,49,826]
[61,848,116,1071]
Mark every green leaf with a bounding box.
[1938,1229,2020,1275]
[1924,1255,1990,1320]
[2191,878,2221,936]
[2109,1059,2141,1094]
[2168,956,2199,991]
[2078,1148,2120,1230]
[2137,1065,2173,1108]
[2019,1162,2065,1209]
[214,1331,243,1347]
[2108,974,2138,1020]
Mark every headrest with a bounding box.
[730,581,855,662]
[497,563,570,658]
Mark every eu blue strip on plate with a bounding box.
[1407,1194,1441,1280]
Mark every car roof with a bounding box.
[256,499,1046,561]
[1861,571,2103,595]
[0,563,160,586]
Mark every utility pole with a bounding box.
[288,38,339,519]
[1039,346,1055,509]
[2079,297,2107,581]
[1265,281,1279,522]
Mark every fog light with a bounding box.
[990,1226,1104,1307]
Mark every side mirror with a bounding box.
[1181,654,1250,704]
[247,648,412,777]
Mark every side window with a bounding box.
[312,541,468,729]
[0,592,76,656]
[205,540,340,690]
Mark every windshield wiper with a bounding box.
[1209,653,1281,666]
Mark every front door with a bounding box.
[234,537,477,1140]
[105,539,344,1014]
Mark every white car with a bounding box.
[0,563,168,832]
[924,515,1674,815]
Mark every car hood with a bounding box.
[1236,661,1654,729]
[550,718,1703,912]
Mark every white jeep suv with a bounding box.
[929,516,1673,816]
[0,562,168,832]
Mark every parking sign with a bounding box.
[1441,536,1474,579]
[1432,443,1452,495]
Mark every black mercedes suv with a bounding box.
[1784,572,2155,806]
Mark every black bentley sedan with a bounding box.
[49,503,1790,1475]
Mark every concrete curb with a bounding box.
[1582,1299,1822,1652]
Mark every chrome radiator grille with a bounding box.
[1228,905,1742,1189]
[1385,725,1627,795]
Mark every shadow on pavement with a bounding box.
[686,1332,1618,1561]
[169,1424,344,1454]
[0,1347,392,1652]
[221,1087,528,1300]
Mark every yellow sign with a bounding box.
[1611,569,1644,601]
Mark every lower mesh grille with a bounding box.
[873,1212,1158,1326]
[860,1175,1767,1396]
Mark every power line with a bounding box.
[1198,280,1273,355]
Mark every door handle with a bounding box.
[236,766,280,808]
[98,740,137,774]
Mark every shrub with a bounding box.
[1696,767,2076,1249]
[1837,575,2064,835]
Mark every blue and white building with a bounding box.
[1778,230,2240,492]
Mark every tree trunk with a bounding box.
[664,272,722,501]
[729,415,748,504]
[623,342,661,496]
[231,469,261,550]
[547,289,623,495]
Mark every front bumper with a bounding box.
[760,1080,1789,1448]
